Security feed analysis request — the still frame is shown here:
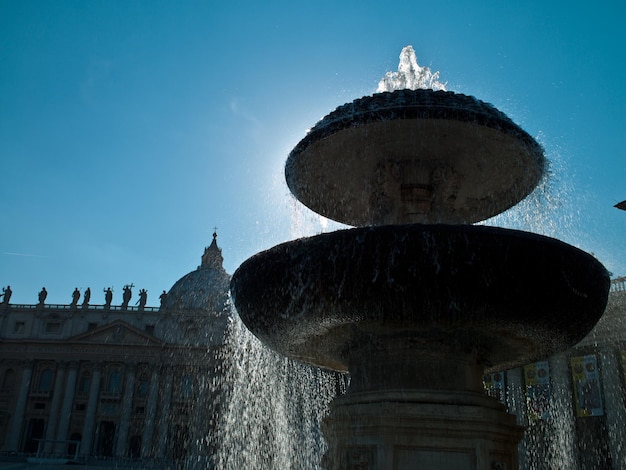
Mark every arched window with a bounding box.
[180,375,193,399]
[78,371,91,395]
[38,368,54,392]
[107,370,122,395]
[2,369,15,391]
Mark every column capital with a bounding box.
[61,360,82,369]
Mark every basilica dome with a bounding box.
[163,232,230,313]
[160,232,232,344]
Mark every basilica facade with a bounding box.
[0,233,230,465]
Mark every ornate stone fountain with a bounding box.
[230,76,610,468]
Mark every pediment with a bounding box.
[69,320,164,346]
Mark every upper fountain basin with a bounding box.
[230,224,609,373]
[286,90,545,226]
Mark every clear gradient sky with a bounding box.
[1,1,624,305]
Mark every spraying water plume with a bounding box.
[377,45,446,92]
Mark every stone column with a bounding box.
[141,367,160,458]
[599,347,626,468]
[115,364,137,457]
[156,368,174,458]
[80,363,102,457]
[54,361,79,454]
[43,363,66,454]
[4,361,33,452]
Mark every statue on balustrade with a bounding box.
[71,288,81,306]
[137,288,148,310]
[104,287,113,308]
[82,287,91,307]
[121,284,133,310]
[38,287,47,305]
[1,286,11,306]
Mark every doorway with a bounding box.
[97,421,116,457]
[23,418,45,453]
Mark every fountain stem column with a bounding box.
[347,342,485,394]
[323,345,523,469]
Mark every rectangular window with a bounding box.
[88,323,98,331]
[45,322,61,334]
[134,406,145,414]
[33,402,46,410]
[13,321,25,334]
[145,324,155,335]
[75,403,86,411]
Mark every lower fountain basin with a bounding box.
[231,224,609,373]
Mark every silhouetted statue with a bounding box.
[83,287,91,307]
[122,284,133,309]
[104,287,113,308]
[38,287,47,305]
[1,286,11,305]
[159,290,168,308]
[137,289,148,310]
[71,288,81,306]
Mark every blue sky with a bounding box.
[1,1,624,305]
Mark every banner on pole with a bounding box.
[571,354,603,417]
[524,361,551,421]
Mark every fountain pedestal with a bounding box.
[323,348,523,469]
[324,394,521,469]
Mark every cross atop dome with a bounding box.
[200,228,224,269]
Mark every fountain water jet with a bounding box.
[210,316,341,469]
[377,45,447,92]
[230,49,610,469]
